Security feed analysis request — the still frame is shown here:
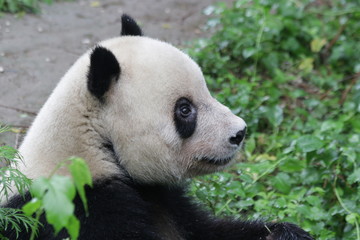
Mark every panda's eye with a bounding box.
[174,97,197,139]
[180,104,192,117]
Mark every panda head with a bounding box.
[85,15,247,183]
[18,15,246,185]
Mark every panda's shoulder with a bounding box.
[85,178,208,225]
[2,177,165,239]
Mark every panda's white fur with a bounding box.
[17,36,246,184]
[3,15,314,240]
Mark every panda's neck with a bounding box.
[18,76,122,181]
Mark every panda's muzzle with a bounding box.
[199,156,234,166]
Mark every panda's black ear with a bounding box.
[121,14,143,36]
[87,46,121,100]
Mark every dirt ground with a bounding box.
[0,0,233,147]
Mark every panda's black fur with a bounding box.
[4,176,313,240]
[2,15,314,240]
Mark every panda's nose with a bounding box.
[229,127,247,146]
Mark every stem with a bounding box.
[308,9,360,16]
[339,72,360,106]
[264,224,272,234]
[265,128,279,153]
[252,9,266,81]
[333,174,360,240]
[325,24,346,54]
[215,198,232,216]
[250,157,286,186]
[29,209,42,240]
[48,158,72,178]
[0,125,11,133]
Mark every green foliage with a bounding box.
[0,208,40,239]
[68,158,92,214]
[0,146,31,202]
[22,157,92,240]
[0,125,92,239]
[188,1,360,239]
[0,125,38,238]
[0,0,56,13]
[0,124,31,202]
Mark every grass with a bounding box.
[188,0,360,239]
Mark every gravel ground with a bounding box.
[0,0,233,147]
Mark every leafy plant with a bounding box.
[0,125,92,239]
[0,0,57,13]
[188,1,360,239]
[22,157,92,240]
[0,208,40,239]
[0,125,37,238]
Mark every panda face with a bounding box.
[92,37,247,183]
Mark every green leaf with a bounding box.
[354,63,360,73]
[0,125,11,134]
[195,189,208,202]
[68,157,92,214]
[348,168,360,184]
[349,134,359,144]
[42,175,76,234]
[0,208,40,237]
[320,120,343,133]
[22,198,42,216]
[306,196,321,206]
[296,135,324,153]
[345,213,359,225]
[0,146,18,161]
[308,206,328,221]
[279,158,306,172]
[298,58,314,72]
[311,38,327,53]
[282,37,300,52]
[66,215,80,240]
[342,147,357,163]
[242,48,256,59]
[265,105,283,127]
[272,173,292,194]
[245,136,256,155]
[31,177,50,198]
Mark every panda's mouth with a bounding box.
[199,156,234,166]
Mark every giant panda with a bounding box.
[2,15,314,240]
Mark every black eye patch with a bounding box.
[174,97,197,139]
